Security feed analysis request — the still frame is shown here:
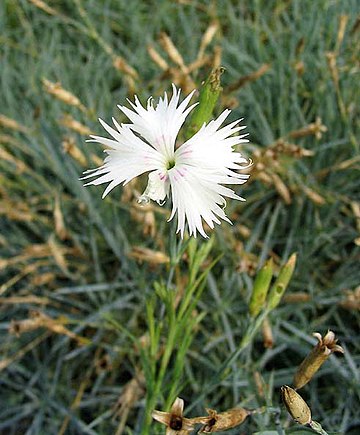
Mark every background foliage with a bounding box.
[0,0,359,434]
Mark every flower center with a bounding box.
[166,159,176,170]
[169,415,183,430]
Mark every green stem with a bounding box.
[142,321,177,434]
[309,420,330,435]
[187,309,270,412]
[219,309,270,373]
[142,233,184,434]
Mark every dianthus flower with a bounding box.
[82,85,250,237]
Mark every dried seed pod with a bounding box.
[293,331,344,389]
[302,186,326,206]
[270,173,291,204]
[281,385,312,425]
[159,32,187,72]
[152,397,196,434]
[198,407,250,433]
[29,0,59,16]
[225,63,271,93]
[60,114,93,135]
[339,287,360,311]
[288,117,327,140]
[0,114,28,132]
[42,78,87,112]
[62,136,87,166]
[262,316,274,348]
[128,246,169,265]
[9,311,89,345]
[112,55,139,79]
[197,21,219,60]
[147,44,169,70]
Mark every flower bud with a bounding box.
[185,67,224,139]
[249,258,273,317]
[281,385,312,425]
[293,330,344,389]
[267,254,297,310]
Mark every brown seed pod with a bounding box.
[293,331,344,389]
[198,407,251,433]
[281,385,312,425]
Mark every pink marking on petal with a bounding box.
[168,166,187,181]
[181,149,192,156]
[177,166,187,177]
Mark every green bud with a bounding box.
[249,258,273,317]
[185,67,225,139]
[267,253,297,310]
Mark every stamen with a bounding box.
[238,158,253,169]
[138,195,150,206]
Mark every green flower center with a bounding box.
[166,159,176,170]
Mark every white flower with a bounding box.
[82,85,250,238]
